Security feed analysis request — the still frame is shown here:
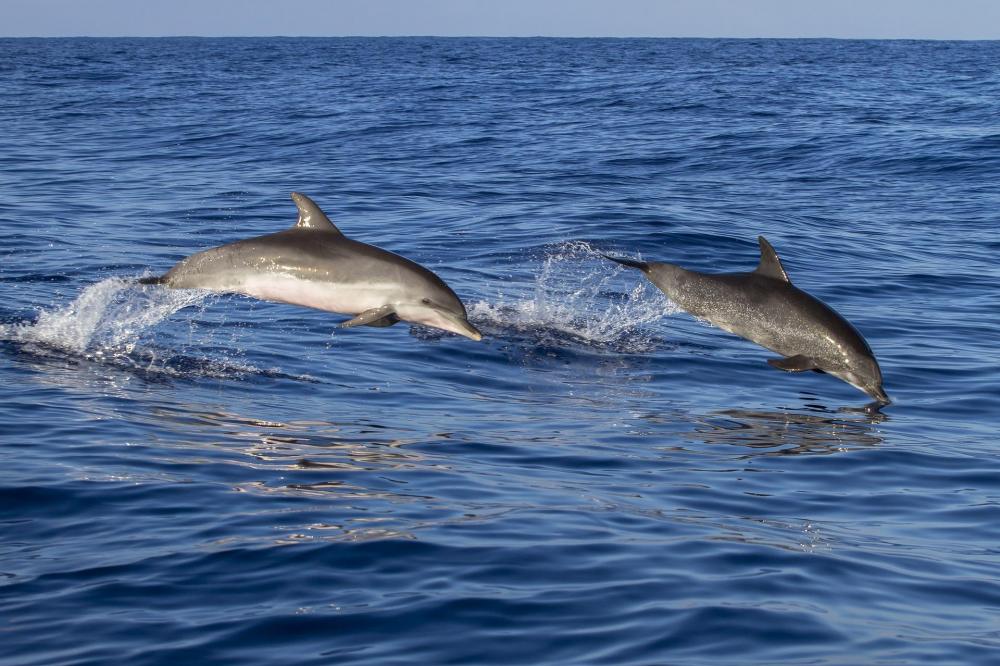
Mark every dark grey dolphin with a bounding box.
[140,193,482,341]
[605,237,888,404]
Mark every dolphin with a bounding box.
[140,192,482,341]
[604,237,889,405]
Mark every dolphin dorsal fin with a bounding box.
[755,236,790,282]
[290,192,343,233]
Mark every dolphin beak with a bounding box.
[420,306,483,342]
[447,314,483,341]
[869,386,891,405]
[395,302,484,341]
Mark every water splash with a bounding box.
[469,241,677,353]
[0,279,321,383]
[0,277,207,357]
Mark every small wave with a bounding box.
[469,241,676,354]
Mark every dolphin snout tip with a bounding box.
[444,312,482,341]
[464,324,483,342]
[870,388,891,406]
[438,311,482,341]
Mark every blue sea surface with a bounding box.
[1,37,999,665]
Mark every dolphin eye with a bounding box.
[421,298,431,305]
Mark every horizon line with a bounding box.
[3,34,999,41]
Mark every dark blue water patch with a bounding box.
[1,36,1000,666]
[0,273,74,284]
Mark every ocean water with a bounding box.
[1,37,999,665]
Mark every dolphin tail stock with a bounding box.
[137,275,166,285]
[601,253,650,273]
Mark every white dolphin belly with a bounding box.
[231,273,398,315]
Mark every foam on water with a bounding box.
[469,241,677,353]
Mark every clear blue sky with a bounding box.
[3,0,1000,39]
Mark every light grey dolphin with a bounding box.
[605,237,889,404]
[140,192,482,341]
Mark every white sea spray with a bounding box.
[467,241,677,353]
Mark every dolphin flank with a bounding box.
[141,192,482,341]
[604,237,889,405]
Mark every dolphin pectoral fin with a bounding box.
[767,355,821,372]
[364,314,400,328]
[339,305,398,329]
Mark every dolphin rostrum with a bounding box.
[140,192,482,341]
[605,237,888,404]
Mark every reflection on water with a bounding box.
[690,406,885,457]
[149,405,433,471]
[148,405,444,544]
